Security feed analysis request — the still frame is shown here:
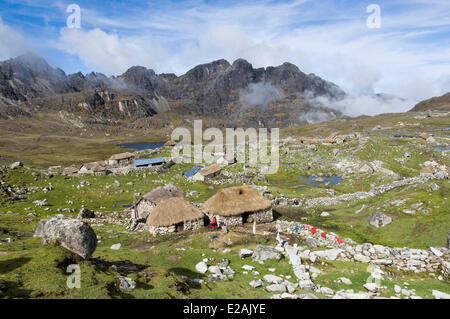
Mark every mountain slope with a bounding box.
[0,53,346,126]
[409,92,450,112]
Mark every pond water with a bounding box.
[297,174,343,187]
[118,141,165,151]
[269,174,343,189]
[434,146,450,152]
[112,200,132,209]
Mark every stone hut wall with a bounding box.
[248,208,273,224]
[148,218,204,236]
[136,200,156,219]
[212,208,273,227]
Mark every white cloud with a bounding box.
[57,27,169,75]
[5,0,450,115]
[0,18,31,61]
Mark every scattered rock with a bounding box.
[363,283,380,293]
[78,208,95,219]
[110,243,121,250]
[239,248,253,258]
[252,245,283,261]
[432,290,450,299]
[368,212,392,228]
[195,261,208,274]
[33,220,47,237]
[117,276,136,290]
[263,274,284,284]
[10,161,23,169]
[249,279,264,288]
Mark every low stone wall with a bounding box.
[213,208,273,227]
[249,208,273,224]
[276,220,347,249]
[148,218,204,236]
[216,215,242,227]
[276,220,449,275]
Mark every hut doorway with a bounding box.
[242,212,250,224]
[175,222,184,232]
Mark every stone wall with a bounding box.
[135,200,155,219]
[216,215,243,227]
[276,220,449,275]
[249,208,273,224]
[212,208,273,227]
[148,218,204,236]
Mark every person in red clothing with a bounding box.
[211,216,218,230]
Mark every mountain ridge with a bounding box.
[0,52,346,126]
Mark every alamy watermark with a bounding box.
[66,264,81,289]
[367,4,381,29]
[66,4,81,29]
[170,120,280,174]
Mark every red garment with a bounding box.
[311,227,317,234]
[321,232,327,238]
[211,217,218,229]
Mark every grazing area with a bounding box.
[1,110,449,299]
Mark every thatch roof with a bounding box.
[164,140,177,147]
[63,166,79,175]
[91,165,107,172]
[82,161,106,170]
[109,152,135,161]
[297,136,319,145]
[137,183,184,206]
[199,164,221,177]
[147,197,204,227]
[202,185,271,216]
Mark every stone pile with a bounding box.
[276,220,449,276]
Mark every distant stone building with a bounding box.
[108,152,135,167]
[202,185,273,227]
[63,165,80,176]
[78,161,106,175]
[133,184,184,220]
[146,197,204,236]
[199,164,221,178]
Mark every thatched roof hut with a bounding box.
[297,136,319,145]
[109,152,135,161]
[146,197,204,228]
[138,184,184,206]
[199,164,221,178]
[133,183,185,220]
[202,185,271,217]
[63,166,80,176]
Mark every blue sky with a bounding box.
[1,0,450,115]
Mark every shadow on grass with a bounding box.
[0,257,31,274]
[0,280,33,298]
[168,267,208,291]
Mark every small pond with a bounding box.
[118,142,165,151]
[269,174,343,190]
[112,200,132,209]
[434,146,450,152]
[297,174,343,187]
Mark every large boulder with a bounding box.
[10,161,23,169]
[368,212,392,228]
[33,220,47,237]
[77,208,95,219]
[252,245,283,261]
[40,216,97,259]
